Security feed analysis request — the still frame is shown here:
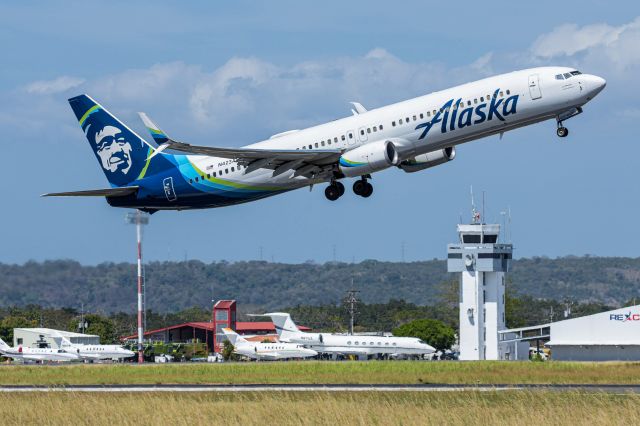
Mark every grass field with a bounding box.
[0,391,639,425]
[1,360,639,385]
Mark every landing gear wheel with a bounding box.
[325,185,340,201]
[335,181,345,196]
[353,179,365,196]
[557,125,568,138]
[361,182,373,198]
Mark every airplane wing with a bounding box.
[138,113,342,178]
[41,187,139,197]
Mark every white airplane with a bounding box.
[264,313,436,359]
[49,66,605,210]
[0,337,79,362]
[222,328,317,360]
[52,333,135,361]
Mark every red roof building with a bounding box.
[121,300,309,353]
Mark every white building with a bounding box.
[545,305,640,361]
[13,328,99,349]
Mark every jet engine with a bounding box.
[339,140,400,177]
[398,147,456,173]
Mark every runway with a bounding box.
[1,384,639,393]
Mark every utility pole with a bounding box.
[126,210,149,364]
[343,283,360,336]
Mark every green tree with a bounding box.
[393,319,455,351]
[68,314,116,344]
[221,339,235,361]
[0,316,38,343]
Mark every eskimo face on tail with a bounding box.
[93,125,134,174]
[80,108,147,187]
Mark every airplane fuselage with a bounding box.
[67,66,605,211]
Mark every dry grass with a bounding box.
[1,361,639,386]
[0,391,639,425]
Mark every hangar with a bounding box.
[499,304,640,361]
[545,304,640,361]
[122,300,310,353]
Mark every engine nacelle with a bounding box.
[339,140,400,177]
[398,147,456,173]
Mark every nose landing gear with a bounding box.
[556,123,569,138]
[353,177,373,198]
[324,180,345,201]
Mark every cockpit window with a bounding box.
[555,74,564,80]
[563,73,572,79]
[570,71,582,76]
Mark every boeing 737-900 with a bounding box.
[44,67,605,211]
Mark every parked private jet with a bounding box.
[45,67,605,211]
[263,313,435,359]
[52,333,135,361]
[222,328,317,360]
[0,337,78,362]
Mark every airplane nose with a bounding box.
[593,75,606,91]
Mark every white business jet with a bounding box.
[264,313,435,359]
[222,328,317,360]
[0,337,78,362]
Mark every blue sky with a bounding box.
[1,1,639,264]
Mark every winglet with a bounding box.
[138,112,170,145]
[349,102,367,115]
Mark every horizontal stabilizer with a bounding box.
[42,186,138,197]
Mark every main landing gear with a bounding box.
[324,180,345,201]
[352,176,373,198]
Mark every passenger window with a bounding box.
[225,168,228,174]
[189,179,193,183]
[467,100,471,106]
[231,167,234,172]
[195,177,199,182]
[399,119,403,125]
[419,113,423,119]
[480,97,484,102]
[373,126,377,132]
[360,130,364,135]
[213,172,216,177]
[367,128,371,133]
[499,91,503,97]
[341,135,346,141]
[405,117,409,122]
[321,141,325,146]
[349,133,353,138]
[207,173,210,178]
[315,142,319,148]
[308,144,312,149]
[379,124,383,130]
[334,137,338,142]
[432,110,436,115]
[427,111,431,117]
[392,121,396,127]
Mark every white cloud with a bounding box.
[530,17,640,66]
[25,76,85,95]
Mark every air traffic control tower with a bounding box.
[447,217,512,360]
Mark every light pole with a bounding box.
[126,210,149,363]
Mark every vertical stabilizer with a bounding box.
[264,313,301,341]
[68,94,155,187]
